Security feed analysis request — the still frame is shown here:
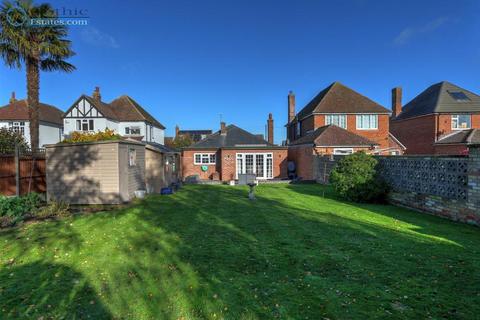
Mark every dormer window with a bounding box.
[452,115,471,130]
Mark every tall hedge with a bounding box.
[330,152,388,203]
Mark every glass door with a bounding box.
[236,153,273,180]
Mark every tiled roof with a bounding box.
[435,129,480,145]
[296,82,390,120]
[289,124,378,147]
[0,99,63,125]
[66,95,165,129]
[186,124,275,149]
[394,81,480,120]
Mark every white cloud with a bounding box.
[80,27,119,49]
[393,17,449,46]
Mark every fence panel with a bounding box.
[0,150,46,196]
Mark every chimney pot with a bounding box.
[93,86,101,101]
[392,87,402,118]
[267,113,274,144]
[9,91,16,104]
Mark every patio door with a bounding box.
[236,153,273,179]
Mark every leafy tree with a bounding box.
[0,127,28,154]
[166,134,193,149]
[330,152,388,203]
[0,0,75,150]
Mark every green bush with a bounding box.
[0,128,29,154]
[330,152,388,203]
[62,128,121,144]
[34,201,70,219]
[0,193,43,226]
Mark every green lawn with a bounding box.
[1,184,479,319]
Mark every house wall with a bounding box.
[219,148,288,181]
[63,117,119,135]
[182,149,220,180]
[434,144,469,155]
[292,114,390,149]
[436,114,480,138]
[390,114,437,154]
[0,121,61,147]
[288,145,314,180]
[182,148,288,181]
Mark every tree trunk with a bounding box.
[26,57,40,151]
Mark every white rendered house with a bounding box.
[63,87,165,144]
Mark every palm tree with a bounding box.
[0,0,75,151]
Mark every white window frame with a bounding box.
[326,114,347,129]
[8,122,25,136]
[194,153,216,165]
[236,153,273,180]
[76,119,94,132]
[356,114,378,130]
[451,114,471,130]
[333,148,354,155]
[125,126,141,135]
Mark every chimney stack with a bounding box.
[267,113,274,144]
[175,125,180,138]
[92,86,101,101]
[220,122,226,135]
[9,92,16,104]
[288,91,295,123]
[392,87,402,118]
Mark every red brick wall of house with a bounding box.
[182,150,221,180]
[297,114,390,149]
[288,146,314,180]
[390,114,437,155]
[220,149,288,181]
[391,113,480,155]
[183,148,288,181]
[436,114,480,138]
[434,144,469,155]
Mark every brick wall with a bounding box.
[182,148,288,181]
[298,114,390,149]
[220,149,288,181]
[288,146,314,180]
[391,114,480,155]
[182,149,220,180]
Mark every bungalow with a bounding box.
[0,92,63,147]
[390,81,480,155]
[63,87,165,144]
[182,115,288,182]
[175,126,212,143]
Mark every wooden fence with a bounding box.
[0,149,46,196]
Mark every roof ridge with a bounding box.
[466,129,477,144]
[433,81,447,113]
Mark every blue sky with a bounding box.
[1,0,479,143]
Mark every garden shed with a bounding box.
[145,143,180,193]
[46,140,146,204]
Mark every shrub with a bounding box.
[330,152,388,203]
[0,193,43,226]
[33,201,70,219]
[0,128,29,154]
[62,128,121,144]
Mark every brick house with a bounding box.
[182,116,288,182]
[390,81,480,155]
[286,82,405,155]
